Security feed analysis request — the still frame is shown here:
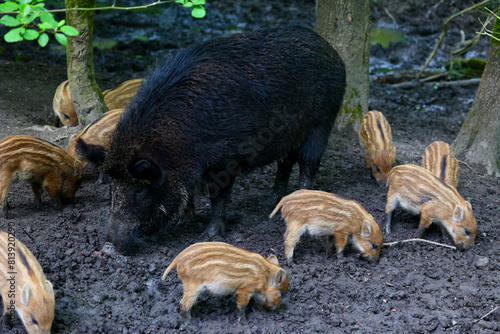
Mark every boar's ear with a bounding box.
[267,254,279,266]
[452,205,465,223]
[20,284,32,306]
[129,158,163,183]
[361,221,372,238]
[271,268,287,288]
[75,138,106,167]
[465,201,472,211]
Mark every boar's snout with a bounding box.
[106,216,144,255]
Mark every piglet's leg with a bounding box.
[179,282,200,324]
[30,182,44,209]
[43,175,64,210]
[284,227,300,265]
[332,232,347,258]
[416,210,433,239]
[385,193,398,234]
[0,177,13,218]
[236,291,251,323]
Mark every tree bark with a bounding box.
[65,0,107,127]
[452,8,500,177]
[316,0,371,133]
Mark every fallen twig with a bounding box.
[383,7,396,25]
[391,78,481,89]
[458,159,475,171]
[473,306,499,323]
[382,238,457,250]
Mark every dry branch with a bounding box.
[391,78,481,89]
[416,0,490,80]
[382,238,457,250]
[473,306,499,323]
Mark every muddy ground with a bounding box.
[0,0,499,333]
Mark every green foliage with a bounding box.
[0,0,79,46]
[175,0,206,18]
[0,0,208,46]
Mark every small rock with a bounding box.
[474,256,489,268]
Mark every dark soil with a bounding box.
[1,1,499,333]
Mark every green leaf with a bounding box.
[174,0,184,3]
[23,28,39,40]
[23,12,39,24]
[20,4,31,17]
[38,21,52,30]
[60,25,78,36]
[0,15,21,27]
[55,32,67,45]
[38,32,48,47]
[18,0,32,5]
[4,27,25,42]
[0,2,20,11]
[191,5,205,18]
[40,12,56,25]
[31,3,45,9]
[57,19,65,27]
[192,0,205,5]
[183,2,193,8]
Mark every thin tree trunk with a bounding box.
[316,0,371,133]
[452,8,500,177]
[65,0,107,127]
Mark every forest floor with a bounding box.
[0,0,499,333]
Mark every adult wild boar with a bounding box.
[77,25,346,253]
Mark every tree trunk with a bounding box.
[316,0,371,133]
[452,8,500,177]
[65,0,107,127]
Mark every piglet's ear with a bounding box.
[21,284,32,306]
[272,268,287,288]
[75,138,106,167]
[361,221,372,238]
[128,158,163,183]
[452,205,465,223]
[267,254,279,266]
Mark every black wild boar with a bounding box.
[76,25,346,253]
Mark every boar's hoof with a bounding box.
[205,219,226,239]
[101,242,118,255]
[268,192,285,207]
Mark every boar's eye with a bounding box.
[375,166,381,174]
[371,242,378,250]
[463,228,472,237]
[133,187,147,200]
[62,113,70,121]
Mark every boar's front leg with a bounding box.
[298,157,321,189]
[206,174,236,238]
[271,157,296,205]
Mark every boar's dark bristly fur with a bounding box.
[77,25,346,254]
